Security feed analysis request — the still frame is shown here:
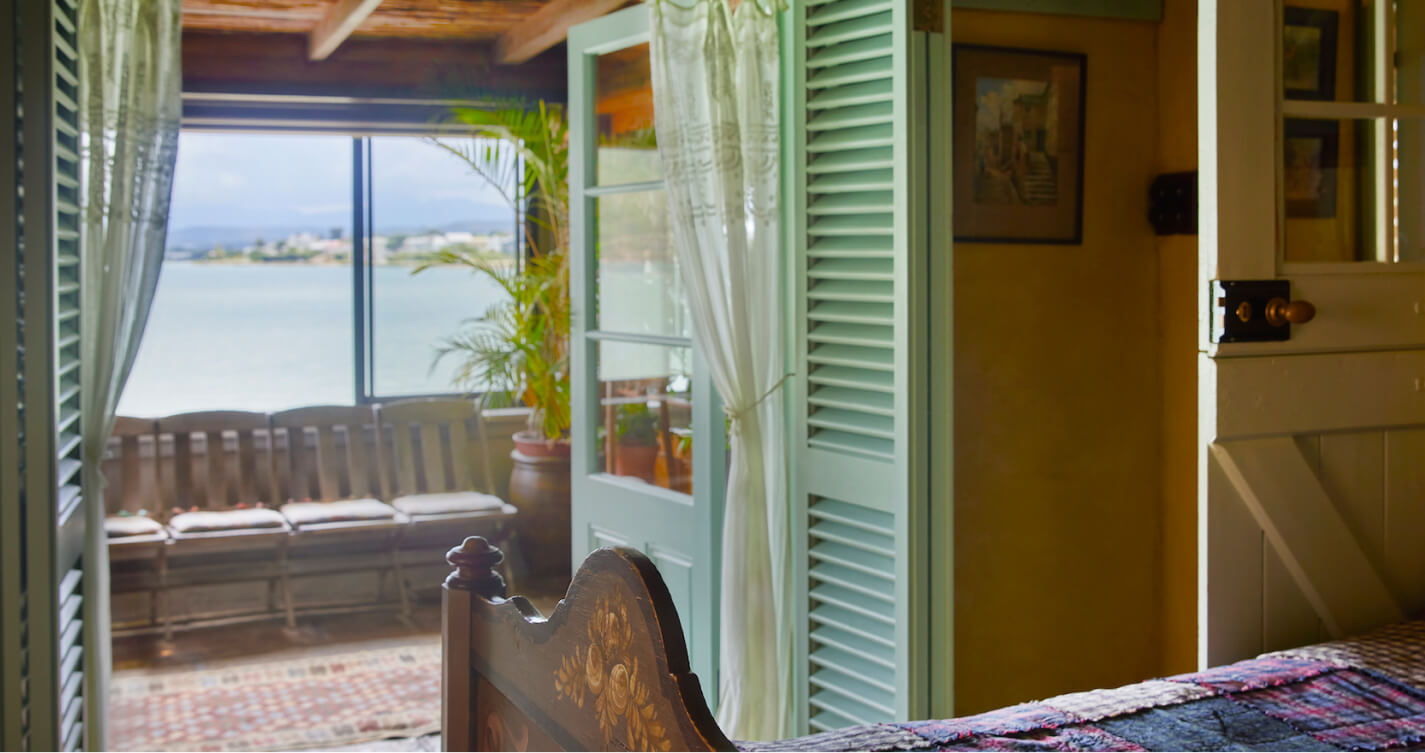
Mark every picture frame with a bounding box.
[953,44,1086,244]
[1282,7,1338,101]
[1283,117,1339,219]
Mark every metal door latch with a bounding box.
[1213,280,1316,343]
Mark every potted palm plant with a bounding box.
[417,101,571,577]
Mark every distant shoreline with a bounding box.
[172,257,518,269]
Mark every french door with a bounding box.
[567,5,727,700]
[1200,0,1425,665]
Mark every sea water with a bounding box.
[117,262,503,416]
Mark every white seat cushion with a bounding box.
[105,515,164,538]
[390,491,505,517]
[168,508,287,534]
[280,499,398,527]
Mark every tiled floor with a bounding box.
[113,580,568,751]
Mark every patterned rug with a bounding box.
[111,641,441,751]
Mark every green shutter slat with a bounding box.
[808,300,893,326]
[805,11,893,50]
[807,0,894,27]
[808,79,893,111]
[811,626,896,670]
[808,385,894,416]
[808,190,894,215]
[807,122,894,152]
[809,604,895,649]
[808,258,893,281]
[807,343,894,370]
[807,145,894,174]
[809,235,893,258]
[810,647,898,694]
[808,278,893,302]
[808,364,895,393]
[808,322,893,349]
[810,560,896,601]
[807,430,894,460]
[811,496,894,529]
[808,56,894,90]
[809,673,894,719]
[806,34,892,70]
[57,457,80,486]
[809,167,894,193]
[808,408,894,439]
[57,431,81,459]
[811,538,896,579]
[808,214,893,237]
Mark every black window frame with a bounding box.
[352,134,526,405]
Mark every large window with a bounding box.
[118,131,517,416]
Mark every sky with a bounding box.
[169,131,514,233]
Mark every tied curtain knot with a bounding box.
[723,372,794,425]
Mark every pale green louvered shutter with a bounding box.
[791,0,943,733]
[2,0,87,748]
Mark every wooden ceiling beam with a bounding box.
[184,31,568,105]
[496,0,626,64]
[309,0,384,61]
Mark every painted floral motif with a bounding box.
[554,595,671,751]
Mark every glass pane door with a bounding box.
[568,4,725,704]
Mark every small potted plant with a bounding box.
[613,403,659,483]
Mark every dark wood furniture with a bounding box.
[443,536,734,752]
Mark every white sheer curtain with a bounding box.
[649,0,792,741]
[79,0,182,745]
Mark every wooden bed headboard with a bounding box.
[442,537,736,752]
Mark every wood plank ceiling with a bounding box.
[183,0,550,42]
[177,0,636,117]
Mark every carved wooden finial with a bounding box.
[446,536,507,598]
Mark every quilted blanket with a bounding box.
[741,621,1425,752]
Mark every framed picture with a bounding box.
[1282,7,1338,101]
[1283,117,1339,218]
[953,44,1086,244]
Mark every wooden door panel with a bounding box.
[1263,542,1323,653]
[1204,457,1264,666]
[1211,350,1425,438]
[1384,429,1425,614]
[1206,435,1413,663]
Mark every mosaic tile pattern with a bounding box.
[111,644,441,752]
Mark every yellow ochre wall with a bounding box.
[1155,0,1198,680]
[951,0,1200,714]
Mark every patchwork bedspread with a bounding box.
[742,621,1425,752]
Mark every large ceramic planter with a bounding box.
[508,431,571,578]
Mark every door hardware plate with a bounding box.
[1213,280,1291,343]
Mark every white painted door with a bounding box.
[1200,0,1425,666]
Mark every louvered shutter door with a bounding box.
[793,0,931,733]
[4,0,87,748]
[47,0,86,748]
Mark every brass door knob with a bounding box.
[1265,297,1316,327]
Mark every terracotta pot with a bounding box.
[613,443,658,483]
[508,435,571,579]
[512,430,572,458]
